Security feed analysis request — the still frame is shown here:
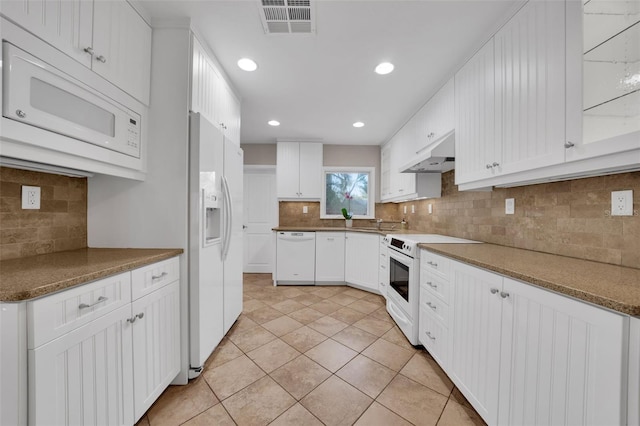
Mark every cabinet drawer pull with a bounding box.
[490,288,499,294]
[564,141,575,149]
[426,302,437,310]
[426,331,436,341]
[84,46,94,55]
[500,291,510,299]
[152,272,168,281]
[427,261,438,267]
[78,296,108,310]
[327,238,334,241]
[380,265,386,269]
[96,55,107,63]
[426,281,437,289]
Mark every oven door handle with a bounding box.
[388,301,409,326]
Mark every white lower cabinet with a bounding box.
[26,257,180,425]
[378,236,389,297]
[498,277,627,426]
[131,280,180,421]
[449,262,503,425]
[315,232,345,284]
[345,232,379,292]
[445,257,628,426]
[29,304,134,426]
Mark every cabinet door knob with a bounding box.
[492,162,500,167]
[96,55,107,63]
[486,164,493,169]
[15,109,26,118]
[500,291,510,299]
[84,46,94,55]
[564,141,575,149]
[490,288,499,294]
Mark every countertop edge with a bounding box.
[1,248,184,302]
[419,244,640,316]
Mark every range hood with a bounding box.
[400,130,455,173]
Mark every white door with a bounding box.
[243,167,277,273]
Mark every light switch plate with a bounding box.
[411,205,415,214]
[22,185,41,209]
[428,204,433,214]
[505,198,515,215]
[611,190,633,216]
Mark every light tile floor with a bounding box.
[136,274,486,426]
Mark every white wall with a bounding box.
[88,25,192,384]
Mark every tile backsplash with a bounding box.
[279,170,640,268]
[0,167,87,260]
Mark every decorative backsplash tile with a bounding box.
[279,170,640,268]
[0,167,87,260]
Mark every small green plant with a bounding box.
[341,207,352,220]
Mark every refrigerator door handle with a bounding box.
[222,175,233,260]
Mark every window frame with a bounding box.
[320,166,376,219]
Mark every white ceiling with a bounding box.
[140,0,523,145]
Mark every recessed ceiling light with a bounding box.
[353,122,365,128]
[238,58,258,72]
[375,62,394,75]
[268,120,280,126]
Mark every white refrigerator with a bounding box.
[188,112,243,378]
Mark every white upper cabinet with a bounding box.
[381,135,442,203]
[191,36,241,144]
[191,37,222,127]
[0,0,94,67]
[494,0,566,176]
[565,0,640,162]
[456,0,566,188]
[454,39,496,185]
[92,1,152,105]
[1,0,152,105]
[276,142,323,199]
[415,78,455,155]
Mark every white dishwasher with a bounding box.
[276,232,316,285]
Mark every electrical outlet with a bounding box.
[505,198,515,215]
[22,185,41,209]
[411,205,415,214]
[403,206,407,214]
[428,204,433,214]
[303,205,308,214]
[611,190,633,216]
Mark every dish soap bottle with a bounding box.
[401,218,407,230]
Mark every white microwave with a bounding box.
[2,42,141,158]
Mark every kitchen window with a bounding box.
[320,167,375,219]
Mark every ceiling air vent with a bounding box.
[258,0,315,34]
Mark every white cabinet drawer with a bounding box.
[131,257,179,301]
[419,306,448,367]
[420,251,450,281]
[27,272,132,349]
[420,270,450,303]
[420,287,449,325]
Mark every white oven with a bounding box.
[384,233,481,346]
[2,42,141,158]
[386,246,420,344]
